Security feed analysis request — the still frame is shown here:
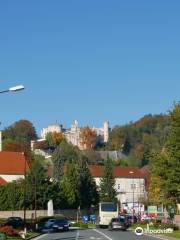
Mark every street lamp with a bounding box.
[129,171,135,223]
[0,85,25,94]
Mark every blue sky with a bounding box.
[0,0,180,135]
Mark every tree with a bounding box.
[150,103,180,205]
[80,127,96,150]
[52,141,79,181]
[99,157,117,202]
[26,154,61,210]
[46,132,65,149]
[0,180,24,210]
[60,161,79,208]
[3,119,37,143]
[77,156,99,209]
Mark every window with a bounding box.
[118,184,120,190]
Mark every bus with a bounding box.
[98,202,119,227]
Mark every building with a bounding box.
[89,165,146,214]
[40,120,110,150]
[0,151,28,183]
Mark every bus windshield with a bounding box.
[101,203,117,212]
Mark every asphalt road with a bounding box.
[35,228,161,240]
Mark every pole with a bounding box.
[132,178,134,223]
[23,153,27,232]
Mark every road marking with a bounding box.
[93,229,113,240]
[76,229,80,240]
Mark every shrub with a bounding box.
[0,226,19,236]
[153,222,178,231]
[73,221,88,229]
[0,219,6,227]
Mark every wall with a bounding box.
[0,174,24,182]
[0,210,78,219]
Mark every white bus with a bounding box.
[98,202,119,227]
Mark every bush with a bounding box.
[153,222,178,231]
[0,219,6,227]
[73,221,88,229]
[0,226,19,237]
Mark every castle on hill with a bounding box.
[40,120,110,150]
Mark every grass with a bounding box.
[6,231,40,240]
[164,230,180,239]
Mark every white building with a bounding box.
[89,165,146,214]
[40,120,110,150]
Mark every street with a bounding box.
[35,228,160,240]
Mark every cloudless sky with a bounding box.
[0,0,180,135]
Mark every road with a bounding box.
[35,228,161,240]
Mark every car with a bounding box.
[108,215,129,231]
[42,218,69,233]
[4,217,24,228]
[51,218,69,232]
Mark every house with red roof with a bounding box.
[0,151,28,184]
[89,165,146,214]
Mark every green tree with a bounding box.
[0,180,24,210]
[26,154,61,210]
[60,161,79,208]
[77,156,99,209]
[99,157,117,202]
[150,103,180,205]
[52,141,79,181]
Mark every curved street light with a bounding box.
[0,85,25,94]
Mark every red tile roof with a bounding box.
[0,176,7,185]
[0,151,28,175]
[89,165,145,178]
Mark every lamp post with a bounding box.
[0,85,25,94]
[129,171,135,223]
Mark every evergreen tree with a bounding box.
[99,157,117,202]
[60,161,79,208]
[77,156,99,209]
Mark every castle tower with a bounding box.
[103,121,109,142]
[71,120,78,132]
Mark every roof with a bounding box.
[89,165,145,178]
[0,176,7,185]
[0,151,28,175]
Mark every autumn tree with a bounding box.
[3,119,37,143]
[80,127,96,150]
[46,132,65,149]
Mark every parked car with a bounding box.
[4,217,24,228]
[42,218,69,233]
[108,215,129,231]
